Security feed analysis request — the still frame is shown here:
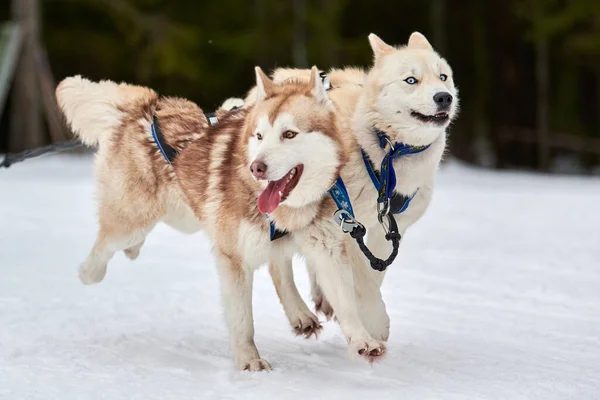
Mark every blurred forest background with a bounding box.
[1,0,600,174]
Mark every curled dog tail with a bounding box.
[56,75,157,146]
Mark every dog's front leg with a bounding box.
[214,249,271,371]
[294,230,386,363]
[306,261,334,320]
[347,239,390,341]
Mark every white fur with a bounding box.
[236,220,270,268]
[55,76,125,146]
[249,113,340,209]
[221,97,245,111]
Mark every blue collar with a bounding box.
[362,128,430,213]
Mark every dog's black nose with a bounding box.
[433,92,453,110]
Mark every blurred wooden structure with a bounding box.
[1,0,70,153]
[498,128,600,156]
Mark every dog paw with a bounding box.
[350,339,387,364]
[242,359,272,372]
[123,240,144,261]
[78,260,107,285]
[292,312,323,339]
[314,293,335,321]
[123,247,140,260]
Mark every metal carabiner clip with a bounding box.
[377,199,391,224]
[334,209,362,233]
[378,209,399,237]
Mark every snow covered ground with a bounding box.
[1,154,599,400]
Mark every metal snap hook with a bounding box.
[377,200,391,223]
[334,209,362,233]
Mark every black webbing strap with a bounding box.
[0,139,84,169]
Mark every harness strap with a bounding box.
[361,150,418,214]
[330,176,401,272]
[151,115,178,164]
[372,129,430,204]
[270,222,288,241]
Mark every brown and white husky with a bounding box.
[56,66,389,370]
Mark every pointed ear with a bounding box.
[407,32,433,51]
[368,33,395,60]
[308,66,329,105]
[255,66,276,101]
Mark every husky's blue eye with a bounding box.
[440,74,448,81]
[404,77,418,85]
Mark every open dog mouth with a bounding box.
[257,164,304,214]
[411,111,450,125]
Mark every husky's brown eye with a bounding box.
[256,133,263,140]
[283,130,298,139]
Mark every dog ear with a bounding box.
[255,67,276,101]
[407,32,433,51]
[308,66,330,106]
[368,33,395,60]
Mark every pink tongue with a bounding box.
[257,177,288,214]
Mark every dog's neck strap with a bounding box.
[365,127,430,207]
[361,151,417,214]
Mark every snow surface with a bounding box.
[1,154,599,400]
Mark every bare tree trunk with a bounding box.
[35,43,70,142]
[10,0,44,152]
[292,0,307,68]
[429,0,446,54]
[535,37,550,171]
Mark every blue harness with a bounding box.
[361,128,430,215]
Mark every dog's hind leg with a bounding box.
[269,257,322,339]
[79,200,160,285]
[79,225,155,285]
